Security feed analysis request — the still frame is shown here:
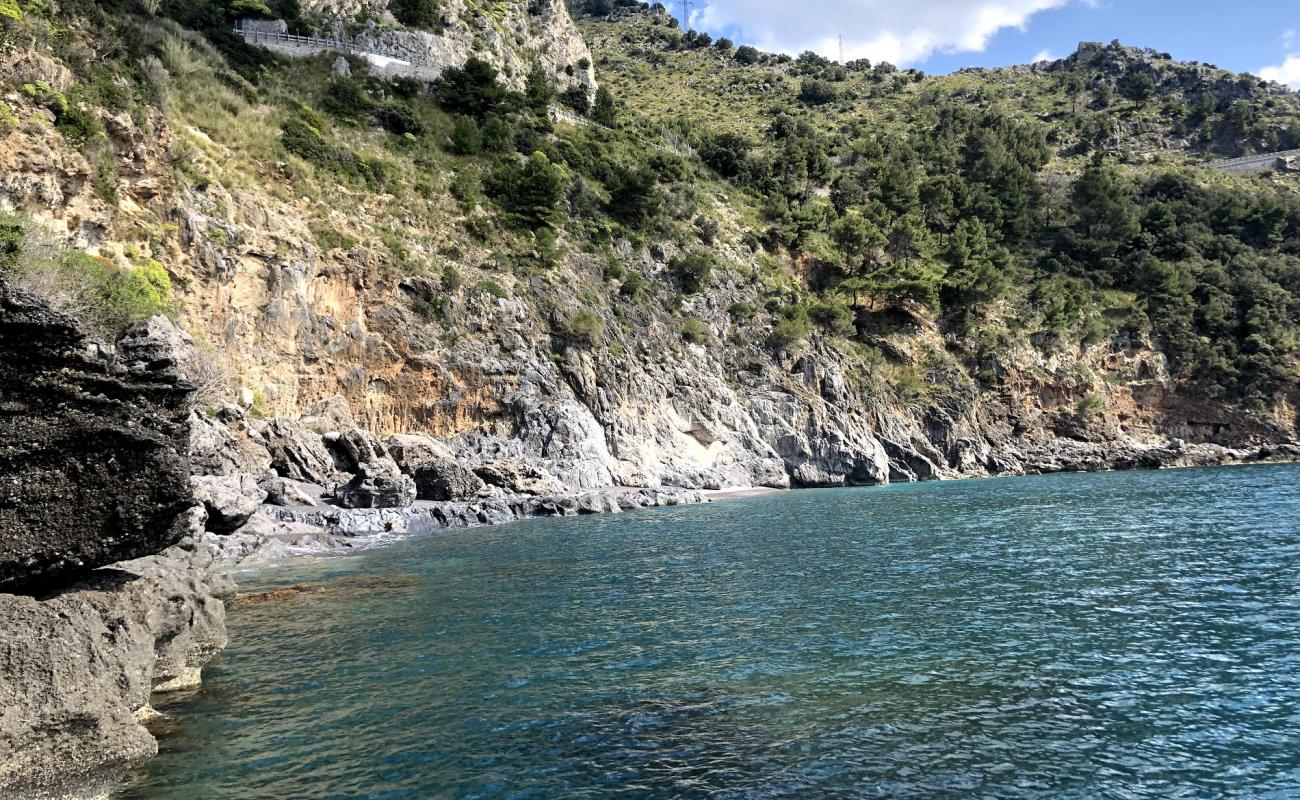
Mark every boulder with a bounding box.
[299,395,355,434]
[326,427,391,473]
[412,456,487,501]
[188,409,272,477]
[0,284,195,592]
[191,474,267,533]
[386,433,456,473]
[472,459,568,495]
[259,476,322,507]
[260,418,338,485]
[334,461,416,509]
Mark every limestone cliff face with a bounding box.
[305,0,596,93]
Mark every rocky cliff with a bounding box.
[0,277,230,800]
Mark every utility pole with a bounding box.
[680,0,690,32]
[838,34,844,64]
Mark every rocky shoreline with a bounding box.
[2,281,1297,800]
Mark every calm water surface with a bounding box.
[119,465,1300,799]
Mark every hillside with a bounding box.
[0,0,1297,493]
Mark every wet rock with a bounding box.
[0,520,229,800]
[191,474,267,533]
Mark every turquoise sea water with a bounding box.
[118,465,1300,799]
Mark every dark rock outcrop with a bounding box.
[0,281,194,592]
[334,461,417,508]
[260,417,339,485]
[473,459,568,495]
[412,456,486,501]
[0,513,231,800]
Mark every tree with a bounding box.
[734,45,760,65]
[1071,160,1140,260]
[698,131,751,178]
[942,218,1009,308]
[525,65,554,112]
[606,165,661,226]
[591,86,616,127]
[435,58,505,118]
[798,79,838,106]
[831,210,885,304]
[483,152,568,229]
[447,115,481,154]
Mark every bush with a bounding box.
[769,316,812,350]
[435,58,505,118]
[480,116,514,153]
[559,85,590,115]
[1076,393,1105,418]
[698,131,751,178]
[321,77,372,122]
[798,78,838,105]
[681,317,708,344]
[668,252,712,294]
[592,86,616,127]
[562,308,603,344]
[280,117,390,189]
[619,271,645,299]
[809,299,855,335]
[735,45,760,65]
[374,100,423,136]
[727,301,755,320]
[447,115,482,154]
[391,0,440,29]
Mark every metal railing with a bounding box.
[233,24,435,67]
[1200,148,1300,170]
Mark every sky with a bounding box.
[673,0,1300,86]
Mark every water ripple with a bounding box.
[118,465,1300,799]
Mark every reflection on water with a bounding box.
[119,465,1300,799]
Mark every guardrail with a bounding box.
[233,25,435,68]
[1200,148,1300,170]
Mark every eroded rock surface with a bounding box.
[0,281,194,592]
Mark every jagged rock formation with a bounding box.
[0,512,232,800]
[0,282,230,799]
[0,280,194,592]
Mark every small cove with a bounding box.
[118,464,1300,799]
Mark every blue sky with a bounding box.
[676,0,1300,86]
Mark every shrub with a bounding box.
[559,85,590,115]
[392,0,440,29]
[668,252,712,294]
[769,316,812,350]
[592,86,616,127]
[563,308,603,344]
[321,77,372,122]
[798,78,838,105]
[435,58,505,118]
[698,131,751,178]
[311,223,355,252]
[681,317,708,344]
[374,100,423,135]
[735,45,760,65]
[447,115,482,154]
[1076,393,1105,418]
[606,165,661,226]
[450,169,479,206]
[280,117,390,189]
[476,279,508,299]
[809,299,855,336]
[480,116,514,153]
[727,301,755,320]
[619,271,644,299]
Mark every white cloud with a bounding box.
[1260,55,1300,89]
[695,0,1074,66]
[1032,49,1056,63]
